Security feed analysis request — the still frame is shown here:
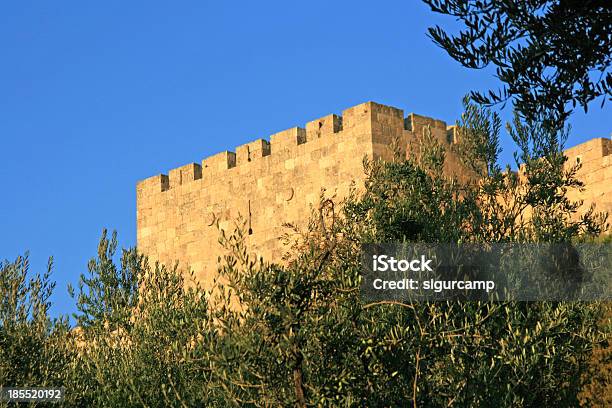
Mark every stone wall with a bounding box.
[136,101,611,285]
[136,101,462,285]
[564,137,612,217]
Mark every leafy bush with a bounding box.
[0,256,71,406]
[64,230,219,407]
[0,101,608,407]
[207,101,608,406]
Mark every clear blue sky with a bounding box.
[1,1,610,318]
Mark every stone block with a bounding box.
[169,163,202,188]
[306,114,342,139]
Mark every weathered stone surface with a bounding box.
[136,101,612,288]
[564,138,612,217]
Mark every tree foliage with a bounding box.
[0,101,609,406]
[0,256,71,401]
[205,99,609,406]
[423,0,612,128]
[64,231,219,407]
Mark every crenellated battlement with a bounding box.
[564,137,612,167]
[563,137,612,213]
[136,101,463,286]
[137,101,458,195]
[136,100,611,288]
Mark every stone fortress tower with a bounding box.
[563,138,612,216]
[136,101,612,286]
